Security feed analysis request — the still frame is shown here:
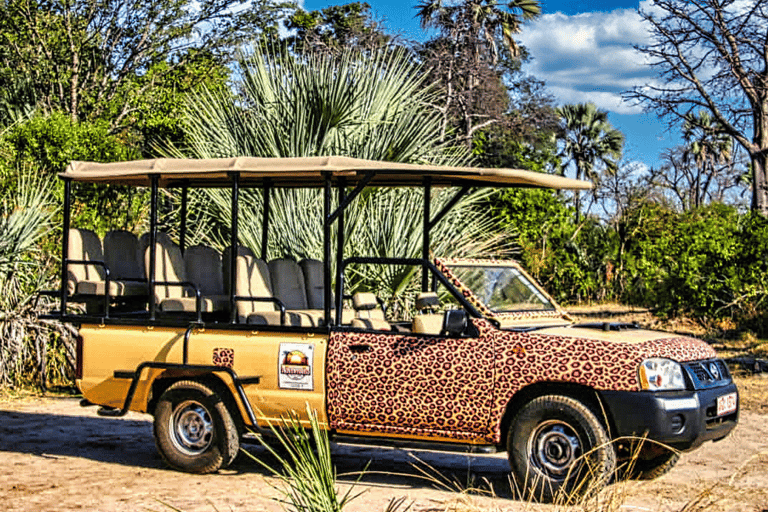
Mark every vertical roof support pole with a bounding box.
[323,173,332,326]
[422,176,432,291]
[229,172,240,324]
[148,174,159,321]
[179,182,189,254]
[261,180,271,260]
[60,178,72,316]
[334,177,347,326]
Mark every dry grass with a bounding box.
[733,374,768,414]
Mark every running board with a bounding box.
[331,434,498,454]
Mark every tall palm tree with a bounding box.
[416,0,541,62]
[173,42,512,305]
[556,102,624,219]
[682,109,733,208]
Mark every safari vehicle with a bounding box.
[46,156,738,501]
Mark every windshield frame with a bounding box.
[435,258,569,323]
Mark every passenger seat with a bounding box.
[411,292,443,335]
[350,292,391,331]
[145,233,228,315]
[68,228,146,298]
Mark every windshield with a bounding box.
[450,265,556,313]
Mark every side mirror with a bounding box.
[441,309,468,337]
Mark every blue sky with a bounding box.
[300,0,676,169]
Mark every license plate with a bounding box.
[717,392,737,416]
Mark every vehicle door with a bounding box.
[326,320,495,441]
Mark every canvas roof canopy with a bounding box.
[61,156,593,190]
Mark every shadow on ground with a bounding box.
[0,404,515,497]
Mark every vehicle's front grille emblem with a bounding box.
[709,362,721,380]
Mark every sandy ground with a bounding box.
[0,393,767,512]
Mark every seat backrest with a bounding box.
[185,244,224,296]
[235,254,275,319]
[223,245,256,294]
[145,232,186,300]
[67,228,105,293]
[299,259,324,309]
[269,258,308,310]
[104,230,143,280]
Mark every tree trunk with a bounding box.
[753,149,768,215]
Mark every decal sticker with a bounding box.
[279,343,314,391]
[213,348,234,368]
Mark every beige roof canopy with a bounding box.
[61,156,593,190]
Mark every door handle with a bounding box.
[349,344,372,353]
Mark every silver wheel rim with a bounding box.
[528,420,583,480]
[170,400,214,456]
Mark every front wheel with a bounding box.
[153,380,240,473]
[508,395,616,503]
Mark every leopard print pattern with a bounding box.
[326,329,495,441]
[433,258,495,317]
[212,347,234,369]
[327,319,717,444]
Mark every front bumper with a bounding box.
[599,383,738,451]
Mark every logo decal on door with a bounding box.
[279,343,314,390]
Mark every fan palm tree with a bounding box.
[682,109,733,208]
[174,42,512,306]
[556,102,624,219]
[416,0,541,62]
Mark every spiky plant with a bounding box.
[172,41,514,308]
[0,167,76,389]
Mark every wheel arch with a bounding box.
[147,371,247,435]
[497,381,615,449]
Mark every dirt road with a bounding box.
[1,395,767,512]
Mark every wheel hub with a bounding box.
[530,420,582,479]
[171,400,214,456]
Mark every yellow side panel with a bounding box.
[77,324,328,428]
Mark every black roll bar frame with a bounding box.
[55,165,477,329]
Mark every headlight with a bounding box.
[638,358,686,391]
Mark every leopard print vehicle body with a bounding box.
[326,319,716,444]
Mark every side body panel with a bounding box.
[326,327,495,443]
[77,324,328,428]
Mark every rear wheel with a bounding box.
[153,380,240,473]
[508,395,616,503]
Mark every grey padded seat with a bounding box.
[268,258,322,326]
[103,230,147,283]
[67,228,146,297]
[183,244,230,311]
[145,233,228,314]
[299,259,324,309]
[350,292,391,331]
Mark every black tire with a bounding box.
[627,447,680,480]
[508,395,616,503]
[153,380,240,473]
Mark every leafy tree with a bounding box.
[5,112,146,233]
[285,2,391,54]
[416,0,541,146]
[626,0,768,215]
[0,0,294,130]
[555,102,624,219]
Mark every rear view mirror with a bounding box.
[441,309,468,337]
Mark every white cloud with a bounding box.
[517,7,654,114]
